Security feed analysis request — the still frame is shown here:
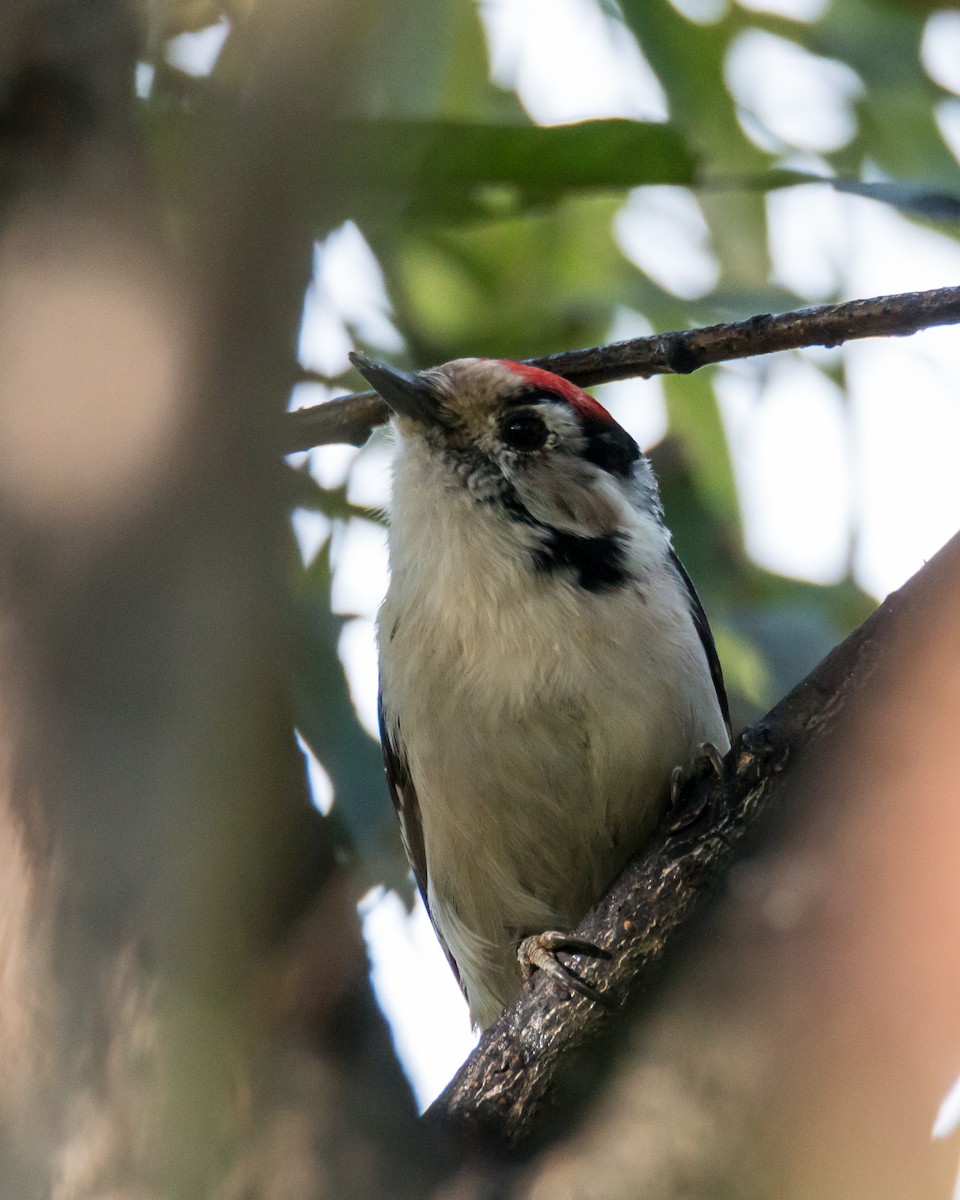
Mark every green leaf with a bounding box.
[354,0,523,122]
[360,117,695,189]
[332,117,696,224]
[662,372,741,523]
[369,194,633,360]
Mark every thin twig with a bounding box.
[282,284,960,452]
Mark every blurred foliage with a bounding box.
[141,0,955,887]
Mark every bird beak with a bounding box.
[349,352,444,427]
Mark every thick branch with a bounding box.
[283,284,960,450]
[426,529,960,1149]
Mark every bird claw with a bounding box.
[697,740,726,778]
[517,931,613,1008]
[669,764,686,808]
[670,741,726,807]
[669,741,727,828]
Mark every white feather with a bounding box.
[379,405,729,1028]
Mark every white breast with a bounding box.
[379,434,729,1027]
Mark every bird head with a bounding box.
[350,354,661,554]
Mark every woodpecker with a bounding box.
[351,352,731,1030]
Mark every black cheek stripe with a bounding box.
[467,463,630,592]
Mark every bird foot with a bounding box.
[670,740,726,807]
[517,930,613,1008]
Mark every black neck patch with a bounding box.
[531,527,629,592]
[462,452,631,592]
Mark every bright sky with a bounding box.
[280,0,960,1109]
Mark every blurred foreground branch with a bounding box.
[284,284,960,450]
[428,528,960,1157]
[0,2,435,1196]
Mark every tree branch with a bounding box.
[425,529,960,1150]
[283,284,960,451]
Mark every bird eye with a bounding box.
[500,410,548,452]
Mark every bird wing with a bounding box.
[378,695,465,995]
[668,548,731,734]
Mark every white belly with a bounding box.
[379,554,728,1028]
